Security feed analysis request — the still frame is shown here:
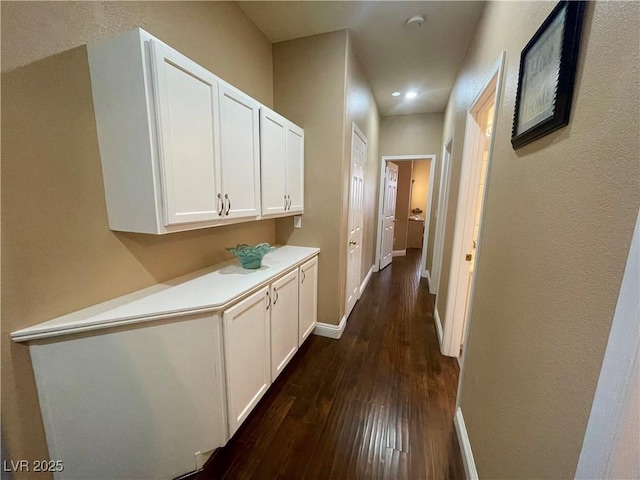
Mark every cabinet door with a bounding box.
[223,287,271,436]
[150,40,223,226]
[260,108,287,216]
[219,84,261,220]
[286,122,304,213]
[299,256,318,345]
[270,269,299,381]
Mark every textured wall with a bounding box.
[441,2,640,478]
[274,31,348,326]
[1,2,275,477]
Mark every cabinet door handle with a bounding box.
[217,193,224,216]
[287,195,291,210]
[266,291,271,310]
[225,194,231,216]
[301,270,306,284]
[284,194,287,210]
[273,287,278,305]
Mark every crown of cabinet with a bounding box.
[88,28,303,234]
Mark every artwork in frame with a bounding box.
[511,0,587,149]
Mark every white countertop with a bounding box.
[11,245,320,343]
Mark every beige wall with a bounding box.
[442,2,640,478]
[379,113,443,275]
[344,31,380,295]
[393,162,412,251]
[275,30,379,325]
[1,2,275,476]
[273,30,348,326]
[410,159,431,217]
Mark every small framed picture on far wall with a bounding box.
[511,0,587,150]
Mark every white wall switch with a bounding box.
[294,216,302,229]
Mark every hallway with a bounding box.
[200,249,463,479]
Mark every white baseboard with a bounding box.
[454,408,478,480]
[424,268,432,283]
[314,314,347,339]
[434,307,443,346]
[360,266,374,295]
[392,249,406,257]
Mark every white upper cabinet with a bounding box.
[260,109,288,216]
[260,107,304,217]
[218,85,261,220]
[286,122,304,214]
[88,28,266,234]
[150,40,222,226]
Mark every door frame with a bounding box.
[345,122,368,319]
[430,134,454,295]
[374,154,436,278]
[442,51,506,358]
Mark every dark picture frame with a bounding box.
[511,1,586,149]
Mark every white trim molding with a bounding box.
[434,307,443,346]
[576,209,640,479]
[424,269,432,289]
[375,154,437,271]
[360,266,374,296]
[454,408,479,480]
[314,314,347,340]
[392,250,406,257]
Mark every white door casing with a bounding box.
[380,162,399,270]
[345,123,367,320]
[150,40,222,226]
[444,52,506,359]
[431,136,454,295]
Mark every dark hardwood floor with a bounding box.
[198,248,464,480]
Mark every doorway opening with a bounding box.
[441,52,505,360]
[375,154,436,278]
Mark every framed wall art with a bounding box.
[511,1,586,149]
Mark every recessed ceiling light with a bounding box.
[405,91,418,99]
[392,92,402,97]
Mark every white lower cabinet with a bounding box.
[298,256,318,345]
[270,269,299,381]
[223,287,271,436]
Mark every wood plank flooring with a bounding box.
[198,248,464,480]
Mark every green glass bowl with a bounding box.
[226,243,275,269]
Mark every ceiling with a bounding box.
[237,1,485,116]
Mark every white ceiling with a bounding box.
[237,1,485,116]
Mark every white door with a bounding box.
[286,122,304,213]
[270,269,299,381]
[380,162,399,270]
[219,84,261,220]
[223,287,271,436]
[298,256,318,345]
[150,40,222,226]
[345,124,366,319]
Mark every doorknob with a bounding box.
[349,240,357,246]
